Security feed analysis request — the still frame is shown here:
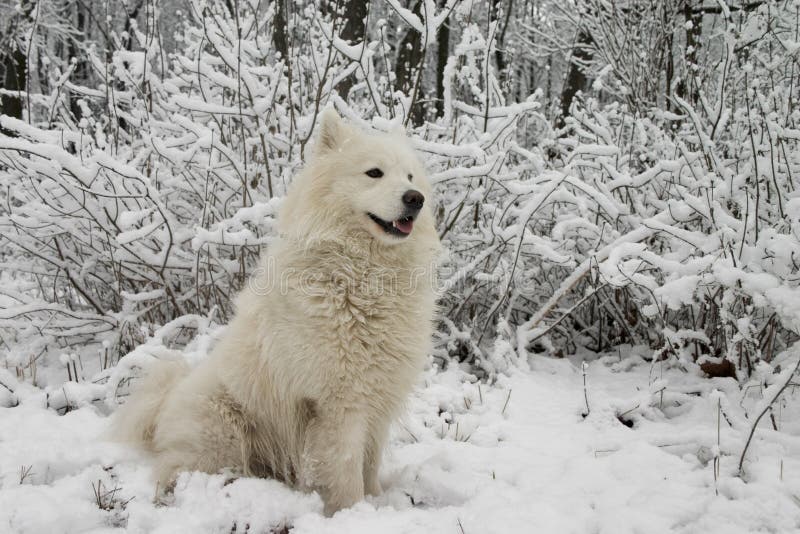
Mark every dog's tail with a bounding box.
[109,359,188,449]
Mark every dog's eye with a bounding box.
[365,168,384,178]
[407,174,413,182]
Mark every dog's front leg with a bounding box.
[363,421,389,496]
[304,408,366,516]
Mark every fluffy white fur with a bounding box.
[111,109,440,516]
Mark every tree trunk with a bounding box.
[0,1,32,134]
[395,1,425,124]
[335,0,369,101]
[69,4,90,122]
[664,2,675,112]
[273,0,289,61]
[491,0,514,88]
[676,0,702,105]
[1,48,26,136]
[434,0,450,118]
[558,29,591,127]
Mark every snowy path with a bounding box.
[2,354,800,533]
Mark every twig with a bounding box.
[501,389,512,415]
[581,361,590,417]
[527,283,608,345]
[714,398,720,495]
[738,356,800,476]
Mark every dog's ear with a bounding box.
[316,108,348,154]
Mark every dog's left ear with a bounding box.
[316,107,349,154]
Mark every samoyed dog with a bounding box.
[112,108,440,515]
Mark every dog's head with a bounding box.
[284,108,435,247]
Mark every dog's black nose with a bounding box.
[402,190,424,210]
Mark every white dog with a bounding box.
[112,108,440,515]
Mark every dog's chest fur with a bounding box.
[276,240,435,405]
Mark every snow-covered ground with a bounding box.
[2,349,800,533]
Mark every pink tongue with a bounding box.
[394,219,414,234]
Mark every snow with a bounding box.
[3,1,800,531]
[2,351,800,533]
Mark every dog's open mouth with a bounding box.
[368,213,414,237]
